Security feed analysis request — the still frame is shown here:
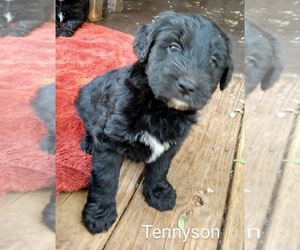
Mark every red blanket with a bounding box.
[56,23,136,193]
[0,23,55,196]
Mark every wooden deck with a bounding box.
[245,77,300,250]
[56,76,300,249]
[1,76,298,249]
[56,76,245,250]
[0,189,55,250]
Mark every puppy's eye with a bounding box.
[168,43,181,53]
[210,56,218,67]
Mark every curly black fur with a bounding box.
[0,0,53,37]
[31,83,56,232]
[31,83,55,154]
[56,0,89,37]
[76,11,234,234]
[245,20,283,96]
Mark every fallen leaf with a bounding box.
[178,214,185,230]
[233,158,245,165]
[282,158,300,165]
[276,111,287,118]
[229,108,244,118]
[291,99,300,104]
[282,109,299,114]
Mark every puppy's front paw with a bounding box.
[80,134,93,154]
[143,182,176,211]
[42,200,55,232]
[58,29,73,37]
[0,27,6,36]
[56,27,61,37]
[82,202,117,234]
[5,28,28,37]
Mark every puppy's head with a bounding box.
[245,20,283,96]
[133,11,234,111]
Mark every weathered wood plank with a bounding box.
[56,191,72,208]
[0,190,55,250]
[245,78,299,249]
[104,77,243,249]
[0,192,26,210]
[263,113,300,249]
[220,126,244,250]
[56,159,144,250]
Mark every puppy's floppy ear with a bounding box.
[133,11,175,62]
[220,37,234,91]
[133,23,156,63]
[260,37,283,90]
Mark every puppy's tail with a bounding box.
[261,37,283,91]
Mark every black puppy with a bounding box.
[76,11,234,234]
[31,83,56,232]
[245,20,283,96]
[0,0,53,37]
[56,0,89,37]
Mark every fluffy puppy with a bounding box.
[245,20,283,95]
[31,83,56,232]
[76,11,234,234]
[0,0,53,37]
[56,0,89,37]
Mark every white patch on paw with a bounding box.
[137,131,175,163]
[4,12,13,23]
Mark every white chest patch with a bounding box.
[4,12,13,23]
[137,131,175,163]
[58,12,64,23]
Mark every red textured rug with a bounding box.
[56,23,136,193]
[0,23,55,196]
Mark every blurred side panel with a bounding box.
[245,0,300,249]
[0,0,55,249]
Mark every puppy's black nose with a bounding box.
[177,76,196,95]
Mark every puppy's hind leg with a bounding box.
[142,146,178,211]
[40,132,55,154]
[59,20,84,37]
[82,149,123,234]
